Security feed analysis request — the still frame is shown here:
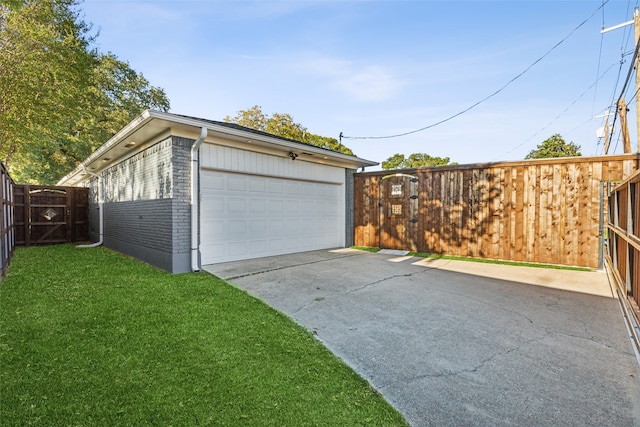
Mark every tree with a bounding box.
[82,53,170,151]
[0,0,170,184]
[0,0,96,182]
[525,134,581,159]
[224,105,354,156]
[382,153,453,170]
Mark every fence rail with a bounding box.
[355,154,640,268]
[0,162,15,278]
[606,170,640,344]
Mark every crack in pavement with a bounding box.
[225,252,364,280]
[544,327,614,349]
[379,334,547,390]
[292,268,433,314]
[431,286,536,325]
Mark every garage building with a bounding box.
[57,110,377,273]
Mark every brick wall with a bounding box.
[88,136,194,273]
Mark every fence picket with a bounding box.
[354,154,640,268]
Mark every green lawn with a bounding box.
[0,245,407,426]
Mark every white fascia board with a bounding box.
[150,111,378,169]
[57,110,379,186]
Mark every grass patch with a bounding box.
[408,251,593,272]
[0,245,407,426]
[350,246,381,253]
[350,246,591,272]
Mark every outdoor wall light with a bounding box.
[288,152,298,160]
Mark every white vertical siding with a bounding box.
[200,142,345,184]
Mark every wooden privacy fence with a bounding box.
[354,154,640,269]
[0,162,15,278]
[606,169,640,347]
[15,185,89,246]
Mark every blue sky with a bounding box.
[81,0,638,168]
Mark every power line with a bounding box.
[606,29,640,146]
[591,0,606,121]
[342,0,610,141]
[493,62,618,160]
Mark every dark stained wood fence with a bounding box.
[14,185,89,246]
[354,154,640,269]
[606,168,640,350]
[0,162,15,277]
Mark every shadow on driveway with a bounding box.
[204,249,640,426]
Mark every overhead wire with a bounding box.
[494,61,618,160]
[605,0,637,154]
[342,0,611,141]
[590,0,606,120]
[591,0,607,154]
[606,26,640,149]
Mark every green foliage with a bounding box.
[225,105,354,156]
[0,1,170,184]
[525,134,582,159]
[382,152,454,170]
[0,245,408,426]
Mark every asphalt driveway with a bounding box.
[204,249,640,426]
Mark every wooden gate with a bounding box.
[14,185,89,246]
[354,154,640,268]
[379,173,419,251]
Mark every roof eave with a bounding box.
[57,110,378,187]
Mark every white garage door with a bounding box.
[200,169,345,264]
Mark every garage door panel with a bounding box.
[228,198,246,213]
[249,177,265,191]
[301,218,313,231]
[250,240,267,254]
[286,200,299,214]
[268,180,284,193]
[301,200,314,214]
[249,219,267,235]
[201,173,224,191]
[202,194,224,211]
[201,242,225,258]
[227,175,246,191]
[269,238,284,252]
[269,219,284,233]
[201,219,225,238]
[285,237,299,250]
[228,220,246,234]
[285,218,300,235]
[286,181,299,194]
[228,241,247,256]
[269,200,283,214]
[200,169,344,264]
[249,199,267,213]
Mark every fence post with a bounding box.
[599,181,605,270]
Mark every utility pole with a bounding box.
[602,7,640,152]
[603,109,611,154]
[618,98,632,153]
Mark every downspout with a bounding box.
[77,166,103,248]
[190,127,208,272]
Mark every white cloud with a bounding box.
[296,56,405,102]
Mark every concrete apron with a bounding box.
[204,249,640,427]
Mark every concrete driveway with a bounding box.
[204,249,640,426]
